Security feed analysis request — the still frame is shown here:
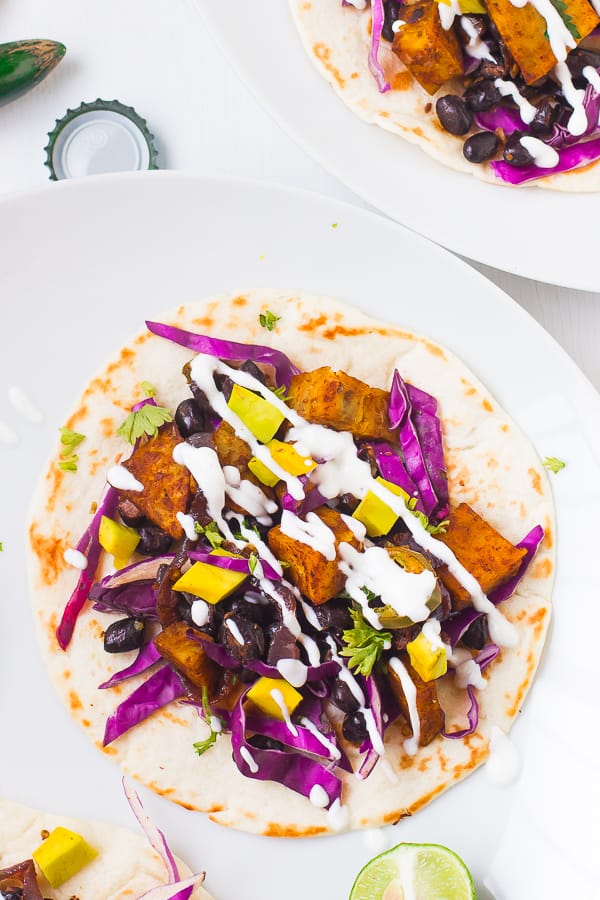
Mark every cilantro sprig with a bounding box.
[57,427,85,473]
[340,609,392,677]
[548,0,581,38]
[194,520,225,549]
[117,402,173,444]
[543,456,566,474]
[259,309,281,332]
[193,686,223,757]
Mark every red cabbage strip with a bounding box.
[369,0,391,93]
[389,371,440,517]
[245,714,351,771]
[406,383,449,518]
[363,441,423,512]
[137,874,205,900]
[442,643,500,739]
[145,320,301,389]
[231,691,342,808]
[548,81,600,148]
[357,675,384,780]
[187,549,280,581]
[281,477,327,515]
[124,778,180,882]
[476,105,523,135]
[91,582,159,619]
[94,556,175,590]
[99,641,162,689]
[56,486,120,650]
[491,135,600,184]
[442,607,482,648]
[103,665,185,745]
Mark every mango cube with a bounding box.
[227,384,285,443]
[352,478,408,537]
[248,455,280,487]
[98,515,140,569]
[438,0,486,12]
[267,439,316,476]
[246,676,303,720]
[407,630,448,682]
[172,560,247,604]
[33,827,97,888]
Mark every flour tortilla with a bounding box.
[290,0,600,192]
[28,290,555,836]
[0,797,210,898]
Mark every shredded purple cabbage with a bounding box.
[245,713,351,771]
[357,675,384,779]
[103,665,185,745]
[280,478,327,515]
[442,643,500,738]
[91,582,159,619]
[230,690,342,808]
[187,549,280,581]
[369,0,391,93]
[363,441,424,512]
[99,641,162,689]
[145,320,300,389]
[491,135,600,184]
[57,486,120,650]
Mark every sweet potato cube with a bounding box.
[213,421,276,513]
[153,622,219,695]
[267,506,363,605]
[121,424,191,540]
[387,655,444,746]
[286,367,394,441]
[436,503,527,610]
[392,1,464,95]
[486,0,598,84]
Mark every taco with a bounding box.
[290,0,600,189]
[0,786,209,898]
[28,290,554,836]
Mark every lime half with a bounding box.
[349,842,476,900]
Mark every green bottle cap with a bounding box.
[44,98,159,181]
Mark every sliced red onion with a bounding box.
[57,486,120,650]
[187,549,280,581]
[103,665,185,745]
[95,556,175,589]
[99,641,162,689]
[369,0,391,93]
[136,874,205,900]
[123,778,180,882]
[145,320,300,389]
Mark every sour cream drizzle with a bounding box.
[280,509,337,561]
[299,716,341,759]
[494,79,537,124]
[461,17,494,61]
[309,784,330,808]
[276,658,308,688]
[519,136,560,168]
[172,443,240,547]
[240,746,259,774]
[191,599,210,627]
[326,637,385,760]
[176,512,199,541]
[223,465,277,522]
[509,0,576,63]
[63,548,88,570]
[388,657,420,755]
[226,512,283,577]
[438,0,461,30]
[107,464,144,492]
[226,618,245,646]
[554,61,587,136]
[270,688,299,736]
[583,64,600,91]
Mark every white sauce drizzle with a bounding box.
[583,64,600,91]
[461,17,494,61]
[270,688,299,736]
[107,464,144,492]
[240,746,259,774]
[485,725,522,785]
[438,0,461,30]
[8,386,42,423]
[176,512,199,541]
[299,598,323,632]
[191,599,210,627]
[63,548,88,570]
[276,658,308,688]
[0,423,18,445]
[421,618,445,652]
[297,632,321,666]
[327,799,350,832]
[509,0,576,62]
[391,18,406,32]
[519,135,560,168]
[494,79,537,124]
[340,513,367,542]
[388,657,420,755]
[226,618,245,646]
[226,513,283,577]
[299,716,341,760]
[280,509,337,561]
[309,784,330,808]
[259,577,302,638]
[223,465,277,521]
[379,759,399,784]
[554,61,587,136]
[172,443,240,547]
[210,715,223,733]
[325,636,384,762]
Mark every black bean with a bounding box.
[462,616,489,650]
[1,892,24,900]
[117,498,145,528]
[530,97,559,135]
[175,398,208,438]
[248,734,285,752]
[314,600,353,633]
[214,373,234,401]
[331,678,360,713]
[266,624,300,665]
[104,617,145,653]
[463,130,500,163]
[503,133,534,167]
[436,95,473,135]
[382,0,400,42]
[186,431,214,450]
[478,43,510,80]
[342,711,368,745]
[230,596,274,627]
[337,492,360,514]
[239,360,267,385]
[220,614,265,664]
[137,525,173,557]
[464,80,501,112]
[175,595,194,625]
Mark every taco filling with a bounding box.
[52,317,545,823]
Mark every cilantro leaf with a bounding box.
[340,609,392,677]
[0,542,3,551]
[193,686,223,757]
[59,458,79,473]
[548,0,581,38]
[543,456,566,474]
[259,310,281,332]
[59,427,85,457]
[248,552,259,575]
[426,518,449,535]
[140,380,156,397]
[117,403,173,444]
[272,385,288,401]
[194,520,225,549]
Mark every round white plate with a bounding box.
[197,0,600,292]
[0,172,598,900]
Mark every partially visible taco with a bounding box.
[290,0,600,189]
[28,290,554,836]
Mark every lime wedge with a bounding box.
[349,842,476,900]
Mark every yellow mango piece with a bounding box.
[99,516,140,567]
[33,827,97,888]
[246,676,303,720]
[248,455,280,487]
[437,0,486,11]
[172,560,248,604]
[352,478,408,537]
[407,630,448,682]
[267,439,316,476]
[227,384,285,443]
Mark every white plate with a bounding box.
[0,172,598,900]
[197,0,600,292]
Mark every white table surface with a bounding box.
[1,0,598,395]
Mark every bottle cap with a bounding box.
[45,98,159,180]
